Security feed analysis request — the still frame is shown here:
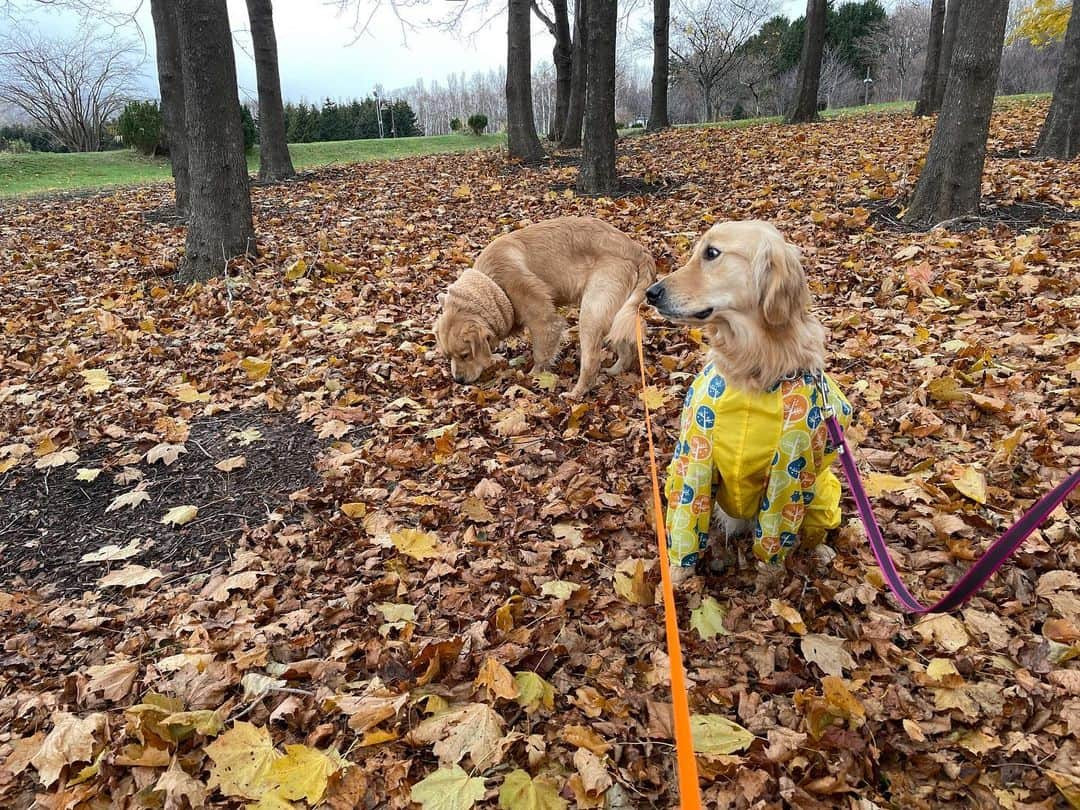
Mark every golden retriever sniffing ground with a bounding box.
[434,217,656,399]
[646,221,853,584]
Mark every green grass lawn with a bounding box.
[0,133,506,198]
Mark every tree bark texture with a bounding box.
[547,0,573,141]
[577,0,617,194]
[646,0,670,131]
[506,0,544,162]
[560,0,588,148]
[150,0,190,215]
[913,0,945,117]
[787,0,826,123]
[1037,1,1080,159]
[175,0,255,283]
[932,0,961,111]
[903,0,1009,227]
[245,0,295,181]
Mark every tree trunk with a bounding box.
[175,0,255,283]
[560,0,588,149]
[1036,1,1080,159]
[903,0,1009,227]
[506,0,544,162]
[646,0,670,131]
[787,0,827,124]
[150,0,190,216]
[932,0,960,111]
[245,0,295,182]
[548,0,573,141]
[577,0,617,194]
[913,0,945,117]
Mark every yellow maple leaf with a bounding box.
[638,386,667,410]
[267,744,341,804]
[80,368,112,393]
[452,184,473,200]
[388,528,442,560]
[690,714,754,754]
[690,596,730,640]
[241,356,273,382]
[613,559,652,605]
[498,769,567,810]
[205,722,280,800]
[514,671,555,714]
[283,258,307,281]
[411,765,485,810]
[952,465,987,504]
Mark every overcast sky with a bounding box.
[3,0,808,104]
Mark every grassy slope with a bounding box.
[0,133,506,198]
[0,94,1047,198]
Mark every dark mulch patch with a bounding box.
[0,410,322,594]
[548,175,683,199]
[864,196,1080,233]
[141,204,186,226]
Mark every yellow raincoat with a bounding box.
[665,365,853,567]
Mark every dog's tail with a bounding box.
[606,252,657,347]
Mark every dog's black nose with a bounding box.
[453,374,466,384]
[645,283,665,306]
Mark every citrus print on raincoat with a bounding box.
[665,365,853,567]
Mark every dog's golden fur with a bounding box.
[647,220,825,392]
[434,216,656,398]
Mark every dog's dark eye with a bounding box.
[704,246,721,261]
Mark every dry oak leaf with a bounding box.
[84,660,140,702]
[30,712,105,787]
[613,558,652,605]
[98,564,163,589]
[411,765,486,810]
[914,614,970,652]
[215,455,247,472]
[690,714,755,754]
[155,759,208,810]
[800,634,856,677]
[267,744,342,804]
[499,769,567,810]
[161,504,198,526]
[572,748,612,795]
[409,702,508,769]
[475,658,519,701]
[205,721,281,800]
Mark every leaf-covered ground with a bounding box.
[1,99,1079,809]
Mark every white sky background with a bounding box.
[2,0,809,105]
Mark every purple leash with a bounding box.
[817,376,1080,614]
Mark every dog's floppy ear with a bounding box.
[753,232,807,328]
[464,321,495,355]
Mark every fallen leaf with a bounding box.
[690,714,754,754]
[801,634,856,677]
[388,527,443,559]
[80,368,112,393]
[106,488,151,513]
[951,465,987,504]
[80,538,142,563]
[475,658,518,701]
[514,671,555,714]
[242,356,273,382]
[205,721,280,800]
[161,504,198,526]
[690,596,729,639]
[613,558,651,605]
[98,564,163,588]
[411,765,485,810]
[30,712,105,787]
[155,759,208,809]
[498,768,567,810]
[267,744,341,804]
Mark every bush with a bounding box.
[2,138,31,153]
[466,113,488,136]
[0,124,65,153]
[730,101,747,120]
[118,100,163,155]
[241,104,258,151]
[450,117,462,133]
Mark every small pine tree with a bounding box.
[118,100,163,155]
[467,113,488,136]
[240,104,259,151]
[450,117,462,132]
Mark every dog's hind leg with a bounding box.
[567,276,624,398]
[604,340,636,376]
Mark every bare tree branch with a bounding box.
[0,24,142,151]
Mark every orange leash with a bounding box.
[635,313,703,809]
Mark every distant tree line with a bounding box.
[282,97,422,143]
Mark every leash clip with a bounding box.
[814,370,835,417]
